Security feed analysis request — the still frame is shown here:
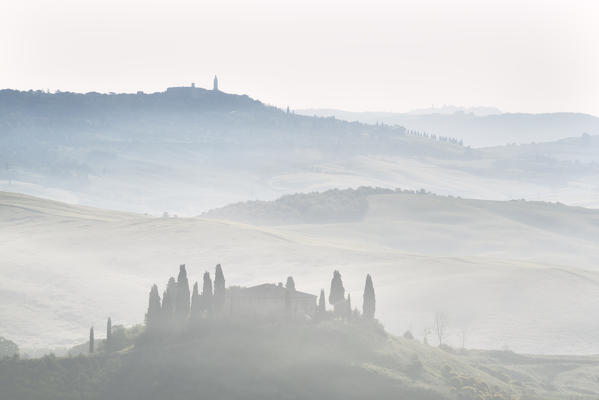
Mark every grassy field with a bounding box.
[1,190,599,355]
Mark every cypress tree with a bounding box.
[202,271,213,312]
[363,274,376,319]
[166,277,177,311]
[318,289,326,317]
[190,281,200,319]
[346,294,352,320]
[89,327,94,354]
[146,284,162,333]
[329,270,345,306]
[162,277,177,325]
[175,264,190,326]
[213,264,225,312]
[161,290,168,310]
[286,276,296,292]
[285,277,295,316]
[106,317,112,351]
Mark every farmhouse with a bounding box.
[226,283,317,318]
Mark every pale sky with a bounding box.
[1,0,598,115]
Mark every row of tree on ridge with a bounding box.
[88,264,376,352]
[144,264,376,332]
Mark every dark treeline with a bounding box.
[201,186,436,225]
[405,129,463,146]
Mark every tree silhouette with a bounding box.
[89,327,94,354]
[202,271,213,312]
[329,270,345,306]
[318,289,326,317]
[161,290,168,316]
[286,276,296,292]
[346,294,352,320]
[190,282,200,321]
[362,274,376,319]
[175,264,190,326]
[145,284,161,332]
[214,264,226,312]
[106,317,112,352]
[162,277,177,326]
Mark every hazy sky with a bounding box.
[1,0,598,115]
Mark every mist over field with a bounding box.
[2,1,599,398]
[2,187,599,355]
[1,88,599,216]
[1,83,599,399]
[298,108,599,147]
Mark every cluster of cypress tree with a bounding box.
[143,264,376,334]
[88,316,112,354]
[317,270,376,321]
[145,264,226,335]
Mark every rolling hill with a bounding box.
[4,319,599,400]
[298,108,599,147]
[2,88,599,214]
[2,190,599,355]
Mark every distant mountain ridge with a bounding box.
[481,132,599,164]
[0,87,470,214]
[297,108,599,147]
[405,105,502,116]
[1,87,599,213]
[0,86,262,110]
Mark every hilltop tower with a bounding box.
[213,75,219,91]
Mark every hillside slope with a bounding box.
[298,108,599,147]
[2,89,599,213]
[3,320,599,400]
[482,133,599,163]
[2,191,599,354]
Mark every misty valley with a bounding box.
[4,262,599,400]
[1,71,599,399]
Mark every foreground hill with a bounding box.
[2,190,599,355]
[2,88,599,212]
[3,320,599,400]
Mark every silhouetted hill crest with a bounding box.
[0,87,266,116]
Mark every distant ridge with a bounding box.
[0,86,265,115]
[2,87,599,214]
[201,186,599,228]
[297,108,599,147]
[404,105,502,116]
